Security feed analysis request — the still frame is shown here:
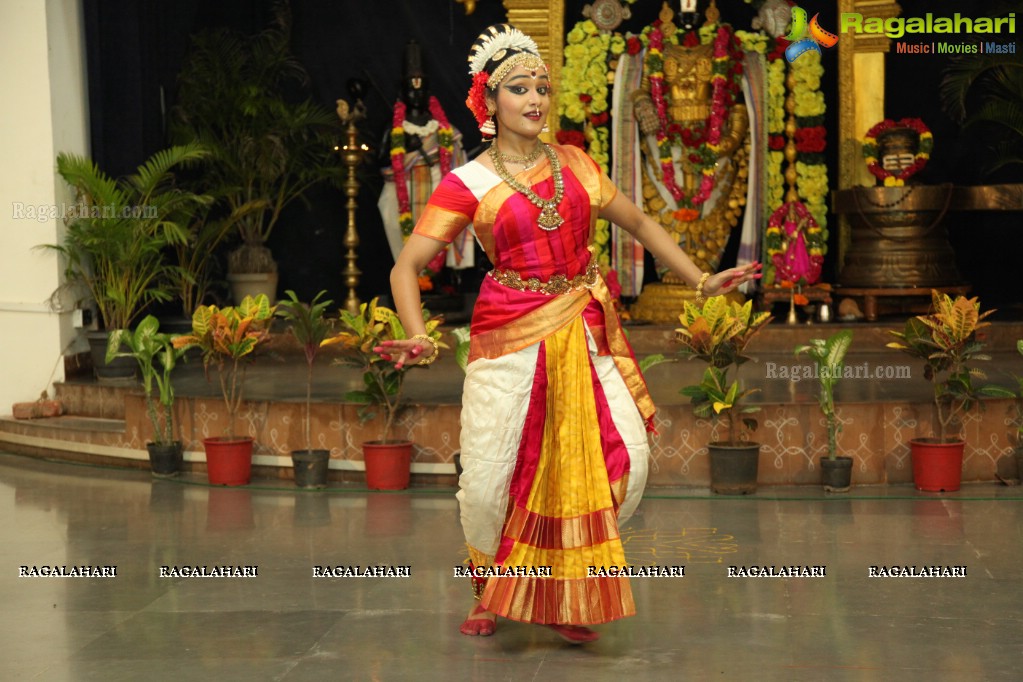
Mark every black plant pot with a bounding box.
[820,456,853,493]
[86,330,137,382]
[708,442,760,495]
[147,441,183,477]
[291,449,330,489]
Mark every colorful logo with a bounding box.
[785,6,839,62]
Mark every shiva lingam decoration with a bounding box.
[831,117,982,320]
[835,117,963,292]
[863,117,933,188]
[765,201,825,324]
[335,79,369,315]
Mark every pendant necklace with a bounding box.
[489,142,565,231]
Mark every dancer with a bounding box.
[377,24,761,644]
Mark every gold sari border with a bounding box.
[503,503,621,551]
[413,204,470,243]
[483,574,636,625]
[468,288,591,362]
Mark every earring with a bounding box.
[541,122,550,133]
[480,117,496,137]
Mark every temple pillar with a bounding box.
[836,0,902,269]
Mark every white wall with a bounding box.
[0,0,89,412]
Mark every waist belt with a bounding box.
[489,261,600,296]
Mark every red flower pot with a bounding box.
[202,436,254,486]
[362,441,412,490]
[910,438,964,492]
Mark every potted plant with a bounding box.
[106,315,189,476]
[796,329,855,492]
[47,144,211,380]
[168,201,267,322]
[887,291,1014,491]
[172,294,275,485]
[335,298,444,490]
[169,4,342,302]
[674,296,773,494]
[276,289,342,488]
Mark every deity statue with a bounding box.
[752,0,793,38]
[626,2,752,321]
[378,40,473,284]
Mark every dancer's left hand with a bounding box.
[706,261,763,297]
[374,338,435,370]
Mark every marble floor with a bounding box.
[2,451,1022,681]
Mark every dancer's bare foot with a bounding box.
[547,624,600,644]
[460,603,497,636]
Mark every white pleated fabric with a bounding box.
[456,325,650,558]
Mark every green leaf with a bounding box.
[344,390,374,404]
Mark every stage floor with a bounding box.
[2,452,1021,680]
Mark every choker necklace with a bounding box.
[488,143,565,231]
[493,143,544,169]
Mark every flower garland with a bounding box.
[645,23,743,208]
[557,18,615,263]
[390,97,454,239]
[863,118,933,186]
[737,32,829,286]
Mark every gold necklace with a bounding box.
[488,143,565,231]
[494,143,544,168]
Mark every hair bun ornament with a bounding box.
[467,23,540,75]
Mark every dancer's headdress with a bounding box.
[465,24,547,137]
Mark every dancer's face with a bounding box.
[492,64,550,140]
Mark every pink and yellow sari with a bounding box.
[414,144,653,625]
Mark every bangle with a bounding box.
[695,272,711,305]
[409,334,438,365]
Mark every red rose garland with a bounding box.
[646,23,742,208]
[390,97,454,239]
[862,118,933,187]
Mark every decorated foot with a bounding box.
[460,603,497,637]
[547,624,600,644]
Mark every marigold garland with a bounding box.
[391,97,454,239]
[863,117,933,187]
[736,30,829,285]
[557,18,614,264]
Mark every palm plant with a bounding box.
[170,201,268,316]
[49,144,211,330]
[169,3,342,276]
[940,2,1023,180]
[276,290,341,451]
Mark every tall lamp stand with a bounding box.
[335,90,368,315]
